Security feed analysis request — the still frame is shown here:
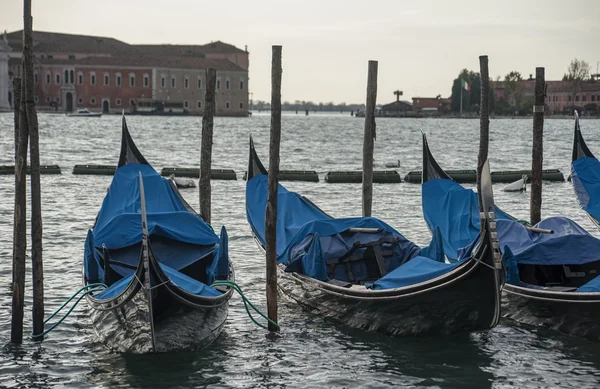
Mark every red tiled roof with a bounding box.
[6,30,247,57]
[7,30,131,54]
[199,41,247,54]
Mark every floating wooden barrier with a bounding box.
[160,167,237,180]
[242,170,319,182]
[325,170,401,184]
[404,170,477,183]
[404,169,565,183]
[0,165,61,175]
[73,164,116,175]
[490,169,565,183]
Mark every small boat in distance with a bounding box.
[169,175,197,189]
[502,175,527,192]
[67,108,102,117]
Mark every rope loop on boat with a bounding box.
[31,283,108,339]
[211,280,280,330]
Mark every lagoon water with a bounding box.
[0,112,600,388]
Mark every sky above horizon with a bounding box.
[1,0,599,105]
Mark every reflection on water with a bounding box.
[1,113,600,388]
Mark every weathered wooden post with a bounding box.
[11,76,27,344]
[13,78,21,159]
[477,55,490,209]
[265,45,282,331]
[23,0,44,339]
[362,61,378,217]
[530,67,545,225]
[200,68,216,224]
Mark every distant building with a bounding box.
[492,80,600,115]
[411,97,451,116]
[3,30,249,116]
[380,100,414,117]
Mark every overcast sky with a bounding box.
[1,0,599,104]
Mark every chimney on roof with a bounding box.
[245,45,248,52]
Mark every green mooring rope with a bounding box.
[211,280,280,330]
[31,280,278,338]
[31,283,108,339]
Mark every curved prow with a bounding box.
[572,111,595,162]
[247,135,268,181]
[118,115,150,167]
[476,158,503,327]
[422,132,452,183]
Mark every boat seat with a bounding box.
[327,279,353,288]
[326,236,401,284]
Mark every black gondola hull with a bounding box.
[503,285,600,341]
[277,260,500,336]
[86,273,232,353]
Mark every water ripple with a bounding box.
[0,113,599,388]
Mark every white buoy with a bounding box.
[502,174,527,192]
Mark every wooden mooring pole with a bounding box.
[477,55,490,210]
[13,78,21,159]
[362,60,378,217]
[23,0,45,339]
[11,76,27,344]
[200,68,216,224]
[530,67,545,225]
[265,45,282,332]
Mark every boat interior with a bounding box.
[517,262,600,291]
[85,234,224,299]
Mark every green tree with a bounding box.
[503,71,523,111]
[450,69,480,113]
[563,59,591,110]
[563,58,591,81]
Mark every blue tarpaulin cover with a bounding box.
[422,178,513,261]
[246,174,466,288]
[422,177,600,276]
[85,163,225,299]
[576,275,600,293]
[572,157,600,224]
[370,256,467,290]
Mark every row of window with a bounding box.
[36,71,246,92]
[547,94,600,102]
[160,75,244,91]
[37,71,149,88]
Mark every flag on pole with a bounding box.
[461,79,471,91]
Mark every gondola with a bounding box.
[83,117,233,353]
[571,111,600,229]
[422,133,600,340]
[245,137,503,336]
